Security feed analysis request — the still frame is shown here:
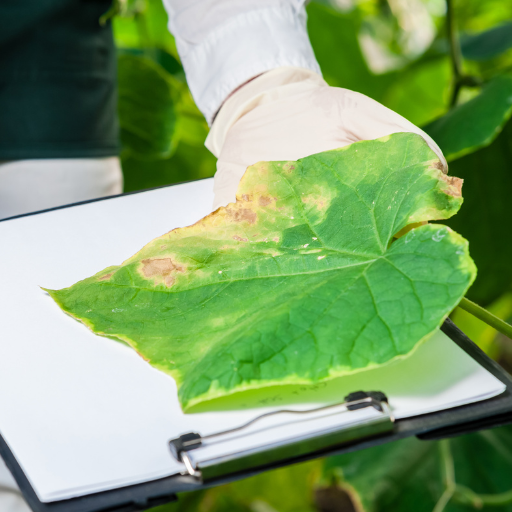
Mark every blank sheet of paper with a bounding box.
[0,179,505,503]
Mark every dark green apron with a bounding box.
[0,0,119,159]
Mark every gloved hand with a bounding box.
[206,67,447,210]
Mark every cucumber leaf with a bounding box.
[423,74,512,162]
[47,133,475,410]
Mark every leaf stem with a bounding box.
[433,488,455,512]
[433,440,456,512]
[458,297,512,341]
[446,0,464,106]
[475,489,512,506]
[453,484,512,507]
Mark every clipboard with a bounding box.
[1,180,511,512]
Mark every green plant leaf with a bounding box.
[306,3,397,103]
[424,74,512,162]
[320,425,512,512]
[47,133,475,410]
[461,22,512,61]
[443,119,512,305]
[382,57,451,127]
[121,139,216,193]
[117,53,179,159]
[113,0,179,60]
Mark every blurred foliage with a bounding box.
[321,425,512,512]
[117,53,179,159]
[151,460,322,512]
[112,0,512,511]
[113,0,213,193]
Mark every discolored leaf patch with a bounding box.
[47,133,475,410]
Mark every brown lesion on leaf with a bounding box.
[140,257,185,287]
[241,194,253,202]
[440,174,463,197]
[226,206,257,224]
[282,163,296,174]
[232,235,249,242]
[432,159,447,174]
[258,196,273,206]
[98,272,114,281]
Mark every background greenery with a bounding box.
[110,0,512,510]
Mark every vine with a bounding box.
[446,0,481,106]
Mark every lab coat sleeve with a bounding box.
[161,0,321,124]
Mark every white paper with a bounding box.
[0,179,505,503]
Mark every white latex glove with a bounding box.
[0,157,123,219]
[206,67,447,210]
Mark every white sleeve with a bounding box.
[161,0,321,124]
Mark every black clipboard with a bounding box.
[1,188,512,512]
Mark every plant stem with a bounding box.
[446,0,464,106]
[458,297,512,341]
[440,440,455,488]
[454,484,512,507]
[476,489,512,506]
[433,488,455,512]
[433,440,456,512]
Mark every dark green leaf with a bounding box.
[322,425,512,512]
[424,74,512,162]
[117,54,179,159]
[122,140,216,193]
[322,436,440,512]
[444,119,512,305]
[461,23,512,61]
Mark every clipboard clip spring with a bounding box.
[169,390,392,478]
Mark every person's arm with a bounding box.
[162,0,446,209]
[161,0,320,124]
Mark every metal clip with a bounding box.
[169,390,392,479]
[169,432,202,478]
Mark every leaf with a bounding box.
[321,436,440,512]
[306,3,397,103]
[320,425,512,512]
[47,133,475,410]
[443,119,512,305]
[381,56,451,127]
[113,0,179,60]
[461,22,512,61]
[423,74,512,162]
[117,53,179,159]
[122,139,216,193]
